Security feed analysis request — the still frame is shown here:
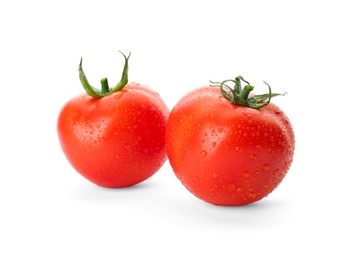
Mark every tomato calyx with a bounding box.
[210,76,284,109]
[79,51,131,98]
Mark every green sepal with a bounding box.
[210,76,284,109]
[78,51,131,98]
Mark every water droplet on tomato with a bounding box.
[212,142,217,148]
[273,169,279,175]
[218,127,223,133]
[251,154,257,159]
[99,137,104,142]
[227,183,236,191]
[235,147,243,152]
[248,192,257,199]
[200,150,207,157]
[263,164,270,171]
[242,171,250,178]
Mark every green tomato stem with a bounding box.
[210,76,285,109]
[239,84,254,103]
[78,51,131,98]
[101,78,110,93]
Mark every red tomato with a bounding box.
[57,52,169,188]
[166,76,295,206]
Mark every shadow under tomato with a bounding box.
[211,198,292,226]
[68,176,161,204]
[159,193,294,230]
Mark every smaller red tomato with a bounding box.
[57,52,169,188]
[166,76,295,206]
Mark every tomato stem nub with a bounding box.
[210,76,284,109]
[101,78,110,93]
[79,51,131,98]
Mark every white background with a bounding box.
[1,0,355,259]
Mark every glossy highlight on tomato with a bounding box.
[57,52,169,188]
[166,77,295,206]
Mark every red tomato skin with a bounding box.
[166,87,295,206]
[57,83,169,188]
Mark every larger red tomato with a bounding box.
[57,52,169,188]
[166,76,295,206]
